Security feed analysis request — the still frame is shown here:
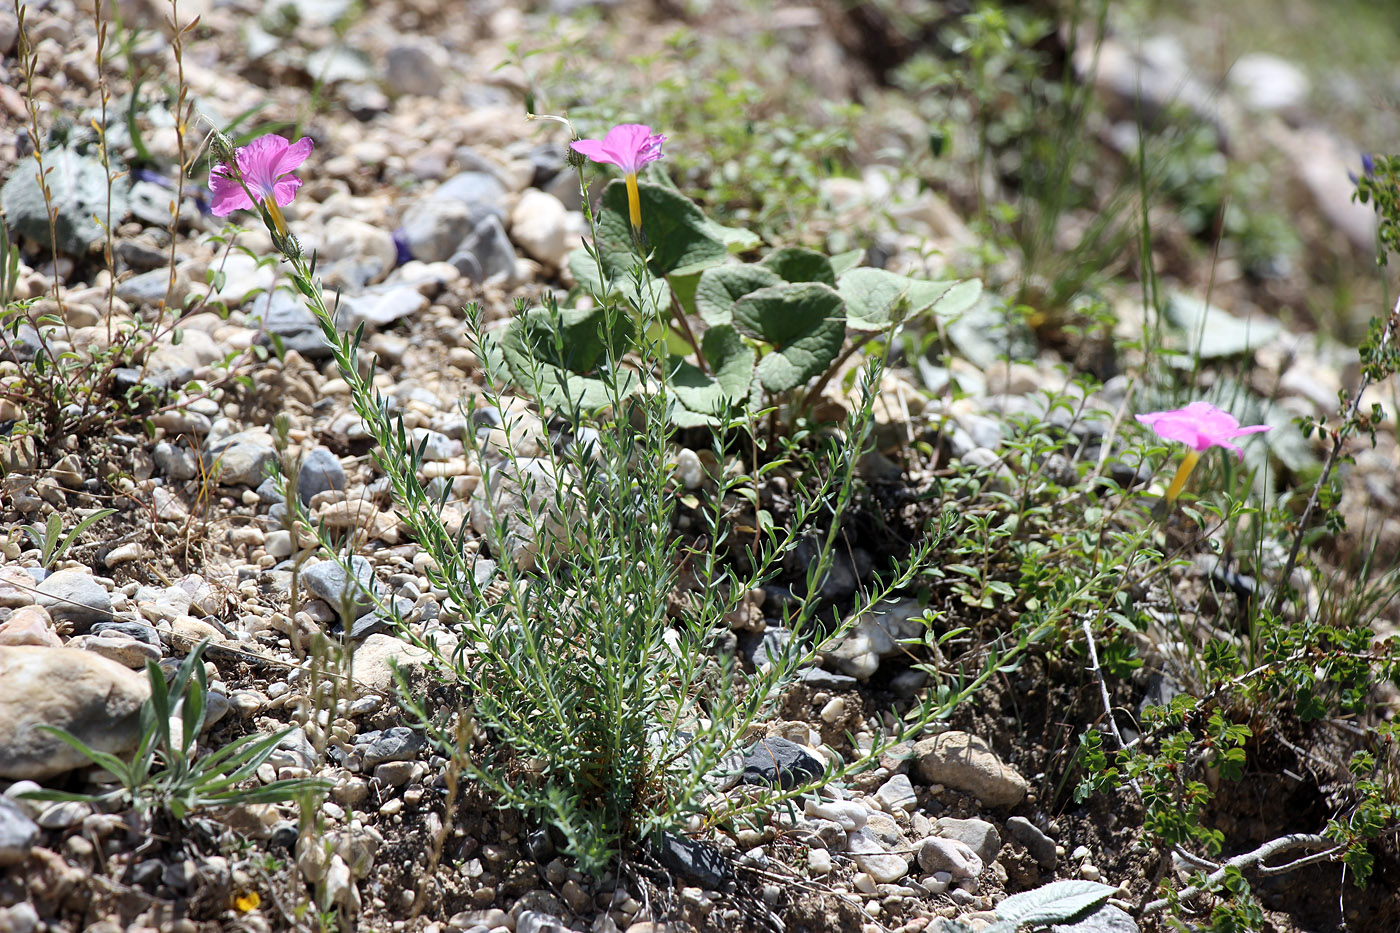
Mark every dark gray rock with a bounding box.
[255,478,285,504]
[654,831,730,888]
[1006,816,1058,869]
[401,197,474,263]
[115,238,171,273]
[347,612,394,640]
[203,431,276,487]
[247,289,331,360]
[0,323,41,363]
[738,626,790,672]
[436,170,506,221]
[114,268,176,305]
[797,667,859,690]
[126,180,178,228]
[359,726,425,769]
[385,43,443,97]
[934,816,1001,864]
[740,737,822,789]
[90,621,162,650]
[455,215,516,282]
[153,441,198,481]
[297,447,345,504]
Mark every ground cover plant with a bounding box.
[1,1,1398,932]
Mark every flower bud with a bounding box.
[209,130,239,174]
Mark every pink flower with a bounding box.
[571,124,665,230]
[570,124,666,176]
[1135,401,1271,460]
[209,134,313,227]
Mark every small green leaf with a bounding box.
[759,246,835,286]
[732,282,845,393]
[694,264,782,325]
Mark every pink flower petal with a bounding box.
[571,138,616,165]
[208,167,254,216]
[271,175,303,207]
[274,136,314,177]
[573,124,666,175]
[1136,401,1270,459]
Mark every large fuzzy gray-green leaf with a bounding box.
[500,304,637,409]
[1164,290,1282,363]
[829,248,864,277]
[2,144,131,256]
[595,179,727,279]
[670,324,756,416]
[733,283,846,393]
[992,880,1118,928]
[568,245,673,312]
[840,269,983,332]
[839,267,912,332]
[695,264,783,325]
[908,277,983,319]
[760,246,835,286]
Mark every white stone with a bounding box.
[509,190,575,270]
[805,797,866,832]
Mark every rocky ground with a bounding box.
[2,1,1399,932]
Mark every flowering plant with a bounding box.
[208,133,313,236]
[1136,401,1271,505]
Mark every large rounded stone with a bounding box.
[35,570,113,633]
[0,646,151,780]
[914,731,1028,808]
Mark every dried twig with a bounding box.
[1142,833,1339,915]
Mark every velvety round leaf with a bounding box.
[760,246,836,286]
[908,277,982,319]
[596,179,727,279]
[500,304,637,409]
[669,324,756,415]
[829,249,864,277]
[732,283,846,393]
[839,267,913,332]
[568,245,673,311]
[695,264,783,325]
